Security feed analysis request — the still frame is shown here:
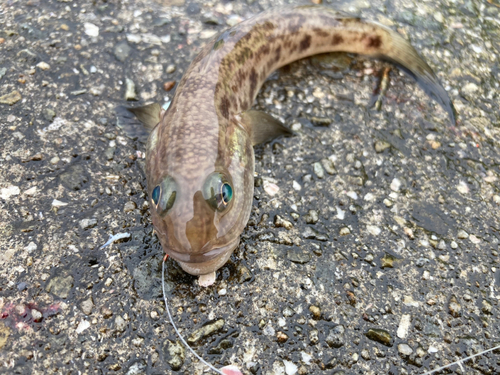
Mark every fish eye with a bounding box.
[202,172,233,212]
[151,176,177,215]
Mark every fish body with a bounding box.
[132,5,455,279]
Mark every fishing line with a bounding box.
[421,344,500,375]
[162,255,499,375]
[162,255,224,375]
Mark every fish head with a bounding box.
[146,113,254,276]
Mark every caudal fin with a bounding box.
[377,28,457,124]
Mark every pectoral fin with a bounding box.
[115,103,162,143]
[240,110,293,146]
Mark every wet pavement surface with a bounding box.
[1,0,499,374]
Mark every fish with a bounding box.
[117,5,456,284]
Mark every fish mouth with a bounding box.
[165,236,240,276]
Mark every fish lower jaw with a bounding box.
[176,237,239,276]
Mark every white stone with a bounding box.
[367,225,381,236]
[198,272,216,287]
[364,193,375,201]
[126,33,142,44]
[346,191,358,200]
[263,323,275,336]
[397,314,411,339]
[263,180,279,196]
[76,319,90,334]
[160,35,171,44]
[141,33,162,45]
[24,186,37,196]
[1,185,20,200]
[469,235,481,244]
[457,181,469,194]
[200,30,217,39]
[403,295,420,307]
[292,181,301,191]
[25,242,37,253]
[283,360,298,375]
[300,352,312,365]
[390,178,401,191]
[36,62,51,70]
[52,199,68,207]
[84,23,99,37]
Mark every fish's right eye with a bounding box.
[151,177,177,215]
[152,185,161,206]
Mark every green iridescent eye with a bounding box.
[202,172,233,212]
[151,176,177,215]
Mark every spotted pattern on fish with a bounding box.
[144,5,456,277]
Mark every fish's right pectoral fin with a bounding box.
[115,103,162,143]
[240,110,293,146]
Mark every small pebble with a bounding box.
[309,305,321,320]
[101,307,113,318]
[304,210,319,224]
[365,328,393,346]
[277,331,289,343]
[166,64,176,73]
[125,78,138,101]
[398,343,413,357]
[163,81,176,91]
[36,62,51,71]
[339,227,350,236]
[283,306,295,317]
[124,201,137,212]
[31,309,43,322]
[187,319,224,344]
[448,295,461,317]
[0,90,22,105]
[76,319,91,334]
[115,316,126,331]
[390,178,401,191]
[367,225,381,236]
[283,360,297,375]
[25,242,37,252]
[80,297,94,315]
[374,140,391,152]
[397,314,411,339]
[84,23,99,37]
[79,218,97,230]
[263,180,279,196]
[313,162,324,179]
[274,215,293,230]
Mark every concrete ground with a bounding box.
[0,0,499,374]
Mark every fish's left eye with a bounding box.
[202,172,233,212]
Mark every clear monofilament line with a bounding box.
[162,256,224,375]
[163,255,499,375]
[420,344,500,375]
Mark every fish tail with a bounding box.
[374,27,457,124]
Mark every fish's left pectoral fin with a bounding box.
[115,103,162,143]
[240,110,293,146]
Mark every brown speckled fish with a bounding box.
[118,5,455,284]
